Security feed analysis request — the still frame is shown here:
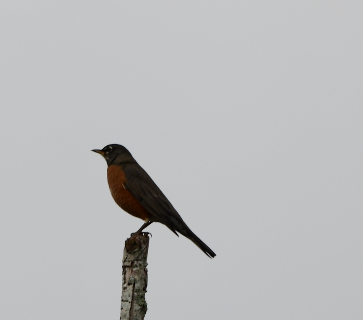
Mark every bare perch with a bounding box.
[120,233,150,320]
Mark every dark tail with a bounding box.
[163,215,216,258]
[178,227,216,258]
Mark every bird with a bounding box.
[92,144,216,258]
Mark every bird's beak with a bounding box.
[92,149,105,157]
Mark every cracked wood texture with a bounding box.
[120,233,150,320]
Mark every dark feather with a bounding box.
[123,164,216,258]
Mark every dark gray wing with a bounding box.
[123,164,184,235]
[123,163,216,258]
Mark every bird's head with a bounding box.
[92,144,135,166]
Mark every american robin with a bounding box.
[92,144,216,258]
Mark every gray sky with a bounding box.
[1,1,362,319]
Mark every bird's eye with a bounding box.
[102,146,113,154]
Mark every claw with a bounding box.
[142,232,152,238]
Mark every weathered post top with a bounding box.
[120,233,150,320]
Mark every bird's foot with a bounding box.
[125,231,150,253]
[141,231,152,237]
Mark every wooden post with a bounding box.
[120,233,150,320]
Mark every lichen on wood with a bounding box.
[120,233,150,320]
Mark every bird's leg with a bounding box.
[132,221,153,237]
[126,221,153,252]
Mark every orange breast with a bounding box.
[107,165,150,222]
